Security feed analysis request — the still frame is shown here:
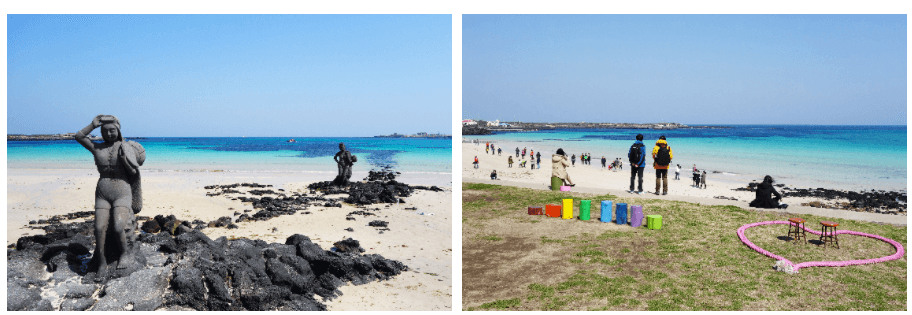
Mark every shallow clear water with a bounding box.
[8,137,452,175]
[467,125,906,191]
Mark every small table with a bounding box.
[819,221,840,249]
[787,218,807,244]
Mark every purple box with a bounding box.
[630,205,644,228]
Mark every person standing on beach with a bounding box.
[675,164,681,180]
[473,156,479,169]
[571,154,576,166]
[522,147,527,159]
[692,164,700,187]
[652,136,673,195]
[516,147,520,157]
[486,145,489,155]
[628,134,646,194]
[700,170,707,189]
[536,151,541,169]
[507,156,513,168]
[552,148,575,186]
[601,156,607,169]
[498,147,502,156]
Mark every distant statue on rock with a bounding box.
[75,115,146,282]
[333,143,357,185]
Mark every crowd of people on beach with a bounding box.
[476,135,786,209]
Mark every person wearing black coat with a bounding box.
[749,175,788,209]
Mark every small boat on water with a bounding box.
[287,139,296,143]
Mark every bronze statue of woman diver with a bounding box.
[75,115,145,282]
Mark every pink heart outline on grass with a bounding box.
[737,221,905,272]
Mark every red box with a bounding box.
[545,204,561,217]
[528,206,543,215]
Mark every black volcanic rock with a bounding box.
[7,214,408,311]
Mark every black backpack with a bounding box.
[629,143,643,164]
[655,146,671,166]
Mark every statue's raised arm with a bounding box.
[75,115,108,152]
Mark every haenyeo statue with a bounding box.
[75,115,146,282]
[332,143,357,185]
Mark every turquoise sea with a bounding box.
[8,137,452,175]
[467,125,906,191]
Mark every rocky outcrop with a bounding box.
[8,216,407,311]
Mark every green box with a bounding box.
[647,215,663,230]
[579,200,591,221]
[551,176,562,191]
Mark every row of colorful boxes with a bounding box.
[528,199,662,230]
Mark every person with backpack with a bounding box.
[628,134,646,194]
[652,136,673,195]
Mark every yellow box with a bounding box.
[562,198,573,219]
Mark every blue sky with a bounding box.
[8,15,452,137]
[463,15,907,125]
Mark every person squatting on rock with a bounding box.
[333,143,357,185]
[628,134,646,194]
[76,115,146,282]
[749,175,788,209]
[652,136,673,195]
[552,148,575,186]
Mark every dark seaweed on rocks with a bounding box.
[8,215,407,311]
[733,182,906,214]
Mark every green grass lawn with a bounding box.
[462,183,907,311]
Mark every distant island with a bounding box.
[8,133,146,141]
[374,132,451,139]
[462,120,730,135]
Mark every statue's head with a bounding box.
[339,143,346,150]
[99,115,122,143]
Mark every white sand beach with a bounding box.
[464,143,905,225]
[7,168,453,311]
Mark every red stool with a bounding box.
[787,218,807,244]
[819,221,840,249]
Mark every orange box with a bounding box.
[545,204,561,217]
